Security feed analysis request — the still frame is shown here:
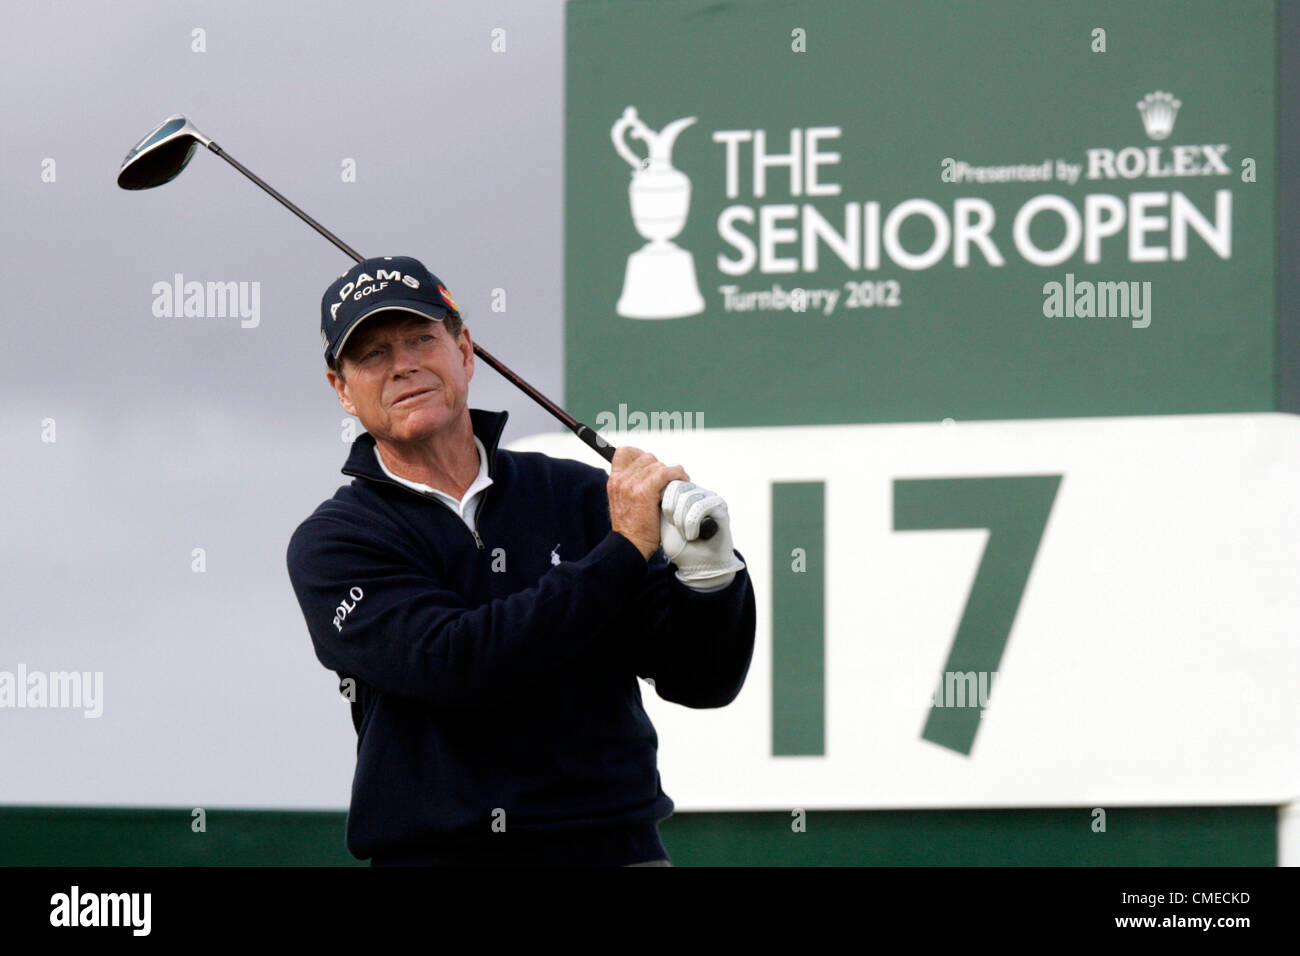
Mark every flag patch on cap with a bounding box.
[438,285,458,311]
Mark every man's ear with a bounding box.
[458,325,474,382]
[327,368,358,417]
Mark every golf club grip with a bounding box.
[573,425,718,541]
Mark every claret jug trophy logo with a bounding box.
[611,107,706,319]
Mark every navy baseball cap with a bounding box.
[320,255,459,361]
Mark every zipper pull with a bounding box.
[470,528,484,551]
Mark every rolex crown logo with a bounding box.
[1136,91,1181,141]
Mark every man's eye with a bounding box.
[362,349,382,361]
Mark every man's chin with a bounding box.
[387,407,456,442]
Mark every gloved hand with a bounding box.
[659,480,745,590]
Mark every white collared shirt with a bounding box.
[374,436,494,531]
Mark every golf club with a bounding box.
[117,114,716,541]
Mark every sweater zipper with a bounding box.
[353,473,488,554]
[344,415,505,551]
[469,483,492,550]
[361,475,489,551]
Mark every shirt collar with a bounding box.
[341,407,510,485]
[373,434,493,508]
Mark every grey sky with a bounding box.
[1,0,571,807]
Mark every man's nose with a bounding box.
[390,341,423,368]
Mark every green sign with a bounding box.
[565,0,1276,426]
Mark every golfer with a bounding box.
[286,255,756,866]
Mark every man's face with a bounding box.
[327,312,474,445]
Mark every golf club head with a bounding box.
[117,114,213,190]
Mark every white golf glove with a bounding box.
[659,480,746,590]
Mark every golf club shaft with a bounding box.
[209,143,365,263]
[209,140,606,456]
[205,141,715,539]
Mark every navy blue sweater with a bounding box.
[285,408,756,864]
